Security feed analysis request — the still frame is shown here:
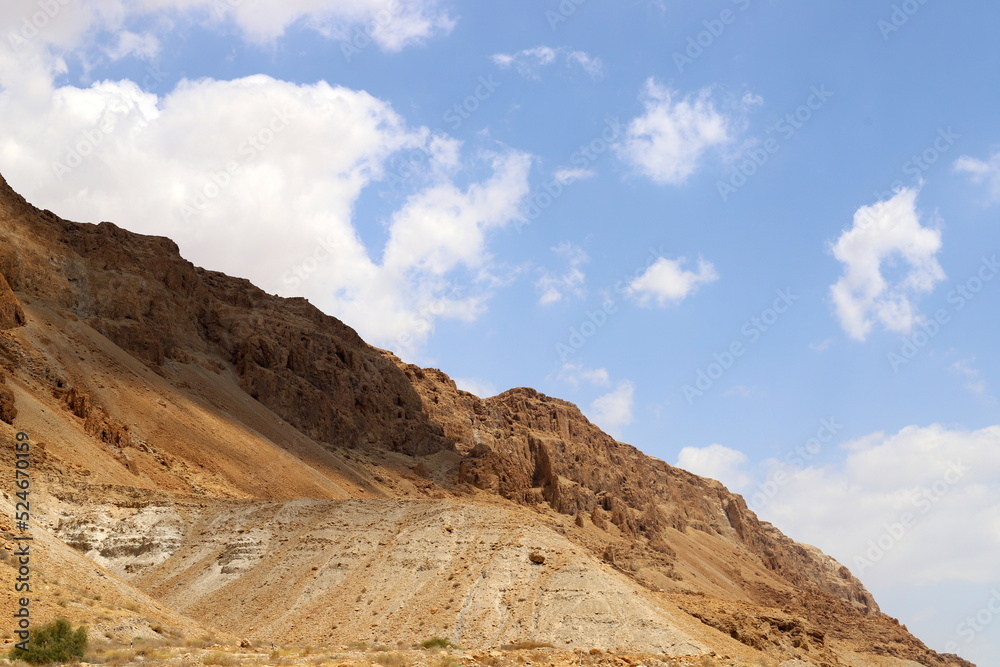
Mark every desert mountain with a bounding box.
[0,172,973,666]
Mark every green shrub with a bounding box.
[420,637,454,649]
[8,618,87,664]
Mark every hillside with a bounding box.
[0,172,973,666]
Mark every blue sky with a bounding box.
[1,1,999,663]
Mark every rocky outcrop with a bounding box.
[0,370,15,424]
[0,273,25,330]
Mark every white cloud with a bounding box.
[625,256,718,307]
[491,46,604,79]
[555,362,610,389]
[0,0,454,69]
[954,151,1000,202]
[564,50,604,77]
[676,444,752,491]
[162,0,456,50]
[829,188,945,341]
[723,385,762,399]
[0,68,532,357]
[949,360,987,395]
[453,377,498,398]
[757,424,1000,588]
[740,92,764,108]
[587,380,635,437]
[615,79,731,185]
[536,242,587,305]
[553,167,595,185]
[809,338,834,352]
[103,30,161,61]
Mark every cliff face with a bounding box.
[405,378,879,610]
[0,172,973,666]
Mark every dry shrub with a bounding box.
[202,650,239,666]
[374,653,410,667]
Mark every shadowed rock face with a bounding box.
[0,174,451,458]
[0,172,975,666]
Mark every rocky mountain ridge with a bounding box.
[0,172,973,666]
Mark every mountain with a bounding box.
[0,172,973,666]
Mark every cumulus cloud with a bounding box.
[675,444,752,491]
[491,46,604,79]
[587,380,635,437]
[536,242,588,305]
[954,150,1000,202]
[676,425,1000,590]
[616,79,731,185]
[757,424,1000,588]
[625,256,718,307]
[0,66,531,357]
[829,188,945,341]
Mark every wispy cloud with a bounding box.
[555,362,611,388]
[954,150,1000,203]
[949,359,987,395]
[553,167,596,185]
[536,242,588,305]
[491,46,604,79]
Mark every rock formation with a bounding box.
[0,172,973,666]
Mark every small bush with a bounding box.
[421,637,454,649]
[8,618,87,665]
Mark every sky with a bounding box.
[1,1,998,663]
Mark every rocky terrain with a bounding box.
[0,171,974,666]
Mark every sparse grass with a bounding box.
[420,637,454,650]
[435,656,461,667]
[184,636,219,649]
[130,645,175,660]
[374,653,410,667]
[202,650,239,666]
[92,648,137,666]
